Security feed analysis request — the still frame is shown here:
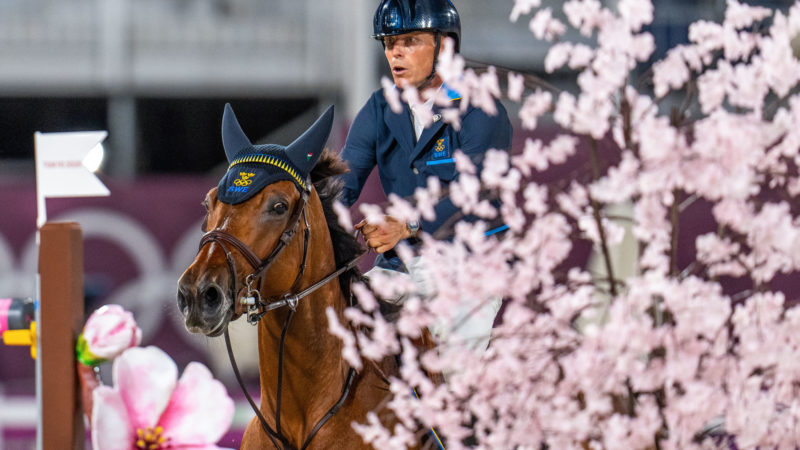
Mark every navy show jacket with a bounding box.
[340,85,513,241]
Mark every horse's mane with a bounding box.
[309,149,364,301]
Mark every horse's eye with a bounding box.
[272,202,289,215]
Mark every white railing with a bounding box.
[0,0,317,93]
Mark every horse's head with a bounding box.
[177,103,334,336]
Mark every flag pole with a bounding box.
[34,132,47,231]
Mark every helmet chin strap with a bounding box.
[417,32,442,91]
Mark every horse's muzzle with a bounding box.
[176,276,232,336]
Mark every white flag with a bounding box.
[35,131,110,227]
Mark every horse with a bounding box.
[176,104,416,450]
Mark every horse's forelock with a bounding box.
[310,148,349,183]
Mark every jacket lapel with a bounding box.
[409,111,446,163]
[383,102,415,157]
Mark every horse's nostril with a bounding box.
[203,284,223,311]
[177,289,189,315]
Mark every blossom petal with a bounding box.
[113,346,178,430]
[91,385,134,450]
[158,362,235,445]
[83,304,142,360]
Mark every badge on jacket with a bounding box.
[432,137,450,160]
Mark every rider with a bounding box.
[341,0,512,269]
[340,0,513,352]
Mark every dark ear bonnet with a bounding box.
[217,104,334,204]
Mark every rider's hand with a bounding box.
[355,216,410,253]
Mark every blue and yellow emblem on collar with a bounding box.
[444,84,461,101]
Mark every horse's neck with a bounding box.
[256,202,351,424]
[259,280,347,371]
[256,282,349,423]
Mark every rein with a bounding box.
[198,184,364,449]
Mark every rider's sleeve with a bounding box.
[424,100,513,237]
[340,95,379,207]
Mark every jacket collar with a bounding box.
[382,83,462,162]
[410,84,461,163]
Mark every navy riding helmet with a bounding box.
[373,0,461,53]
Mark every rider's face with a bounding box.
[383,31,436,89]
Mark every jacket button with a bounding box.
[412,168,419,174]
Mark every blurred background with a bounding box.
[0,0,788,448]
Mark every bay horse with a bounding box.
[176,104,416,449]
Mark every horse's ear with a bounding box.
[285,105,334,177]
[222,103,252,163]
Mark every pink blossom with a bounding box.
[413,179,440,222]
[545,134,578,165]
[385,193,420,223]
[449,173,483,216]
[617,0,653,32]
[381,77,402,114]
[554,90,613,139]
[723,28,758,61]
[480,149,511,188]
[556,181,590,220]
[563,0,607,37]
[726,61,769,115]
[351,411,416,450]
[724,0,772,30]
[91,346,234,450]
[688,21,725,55]
[686,111,765,200]
[435,37,465,87]
[759,12,800,97]
[452,150,476,175]
[332,201,353,231]
[510,0,542,23]
[695,234,740,265]
[633,194,670,269]
[590,151,640,203]
[652,48,691,97]
[712,198,754,233]
[326,307,362,370]
[529,8,566,41]
[568,43,594,69]
[358,203,385,226]
[475,68,501,116]
[518,90,552,130]
[507,72,524,102]
[354,315,400,361]
[78,305,142,365]
[578,215,624,246]
[440,107,462,131]
[697,63,730,113]
[513,138,546,175]
[544,42,572,73]
[523,183,548,216]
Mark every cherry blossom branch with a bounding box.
[588,138,619,297]
[669,188,681,276]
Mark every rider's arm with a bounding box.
[340,95,379,207]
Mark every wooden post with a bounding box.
[38,222,84,449]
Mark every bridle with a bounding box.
[197,182,362,450]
